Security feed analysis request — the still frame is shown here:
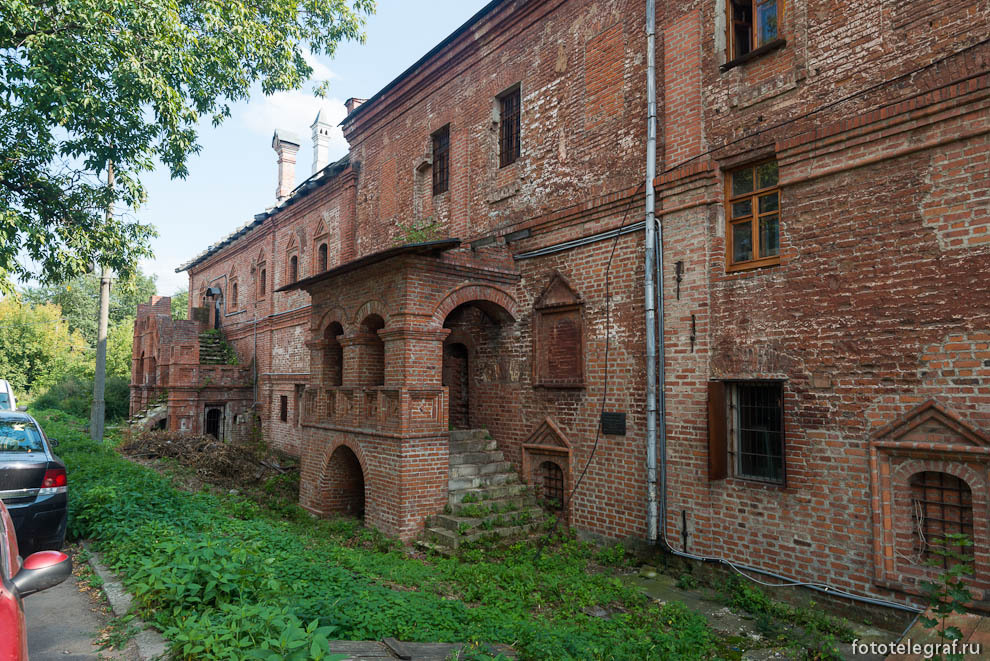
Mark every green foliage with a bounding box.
[676,573,699,591]
[395,219,442,245]
[32,375,131,421]
[595,543,627,567]
[0,0,375,292]
[460,492,479,504]
[106,318,136,379]
[0,298,90,394]
[36,408,717,661]
[23,270,157,345]
[919,534,975,661]
[202,328,239,365]
[171,290,190,320]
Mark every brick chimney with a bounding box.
[272,129,301,202]
[344,98,367,115]
[310,109,332,174]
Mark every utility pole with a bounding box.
[90,161,113,441]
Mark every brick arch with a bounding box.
[892,458,988,502]
[316,439,369,515]
[353,300,389,328]
[432,284,518,326]
[312,306,351,340]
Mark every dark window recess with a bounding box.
[540,461,564,510]
[279,395,288,422]
[318,243,328,272]
[231,283,238,308]
[432,125,450,195]
[259,268,267,296]
[601,412,626,436]
[911,471,974,569]
[289,255,298,282]
[499,88,521,167]
[731,382,784,483]
[205,407,223,441]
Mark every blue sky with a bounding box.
[140,0,490,296]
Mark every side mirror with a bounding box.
[12,550,72,597]
[16,406,27,412]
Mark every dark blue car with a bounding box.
[0,412,67,555]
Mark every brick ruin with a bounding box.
[132,0,990,607]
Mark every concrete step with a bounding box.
[449,429,489,442]
[449,438,498,454]
[448,472,518,492]
[449,450,504,466]
[427,507,543,533]
[449,483,528,504]
[449,461,512,479]
[450,494,536,516]
[425,521,544,549]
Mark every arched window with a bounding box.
[231,282,238,308]
[259,268,266,296]
[911,471,974,568]
[318,243,328,272]
[289,255,298,282]
[540,461,564,511]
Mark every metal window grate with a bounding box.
[733,382,784,483]
[499,89,520,168]
[911,471,974,568]
[540,461,564,510]
[432,125,449,195]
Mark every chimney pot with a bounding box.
[272,129,302,202]
[310,109,333,174]
[345,97,368,115]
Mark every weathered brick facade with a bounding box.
[132,0,990,607]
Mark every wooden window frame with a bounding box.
[725,159,781,272]
[708,380,786,485]
[727,0,784,62]
[498,86,521,168]
[432,124,450,195]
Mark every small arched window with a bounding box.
[289,255,299,282]
[911,471,974,568]
[231,282,238,308]
[318,243,328,272]
[540,461,564,510]
[259,268,266,296]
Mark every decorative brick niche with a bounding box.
[870,400,990,599]
[532,271,584,388]
[522,417,573,516]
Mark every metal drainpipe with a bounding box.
[644,0,659,543]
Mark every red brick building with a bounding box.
[132,0,990,608]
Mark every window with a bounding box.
[288,255,298,283]
[259,267,267,296]
[432,125,450,195]
[728,0,781,60]
[911,472,974,569]
[726,160,780,270]
[230,282,238,309]
[318,243,328,272]
[279,395,288,422]
[539,461,565,511]
[499,87,521,167]
[532,273,584,388]
[708,381,784,484]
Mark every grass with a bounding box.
[41,408,715,661]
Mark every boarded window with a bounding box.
[532,272,584,388]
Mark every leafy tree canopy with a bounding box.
[22,268,158,344]
[170,289,189,320]
[0,298,89,394]
[0,0,374,292]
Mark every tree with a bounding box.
[0,298,90,395]
[23,269,158,345]
[170,289,190,320]
[0,0,374,292]
[106,316,135,379]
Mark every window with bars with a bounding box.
[910,471,974,569]
[432,125,450,195]
[539,460,564,510]
[707,381,784,483]
[726,159,780,270]
[499,87,521,168]
[728,0,781,60]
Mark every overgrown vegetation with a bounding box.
[395,218,442,245]
[919,534,974,661]
[41,408,715,660]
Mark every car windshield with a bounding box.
[0,421,44,453]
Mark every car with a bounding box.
[0,381,16,412]
[0,412,67,555]
[0,499,73,661]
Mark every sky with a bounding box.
[139,0,491,296]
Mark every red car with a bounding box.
[0,500,72,661]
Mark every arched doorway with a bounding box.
[441,300,515,433]
[443,342,470,429]
[205,406,224,440]
[326,445,365,518]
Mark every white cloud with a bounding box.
[239,91,350,171]
[303,51,336,82]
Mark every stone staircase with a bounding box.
[128,396,167,430]
[420,429,544,554]
[198,331,229,365]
